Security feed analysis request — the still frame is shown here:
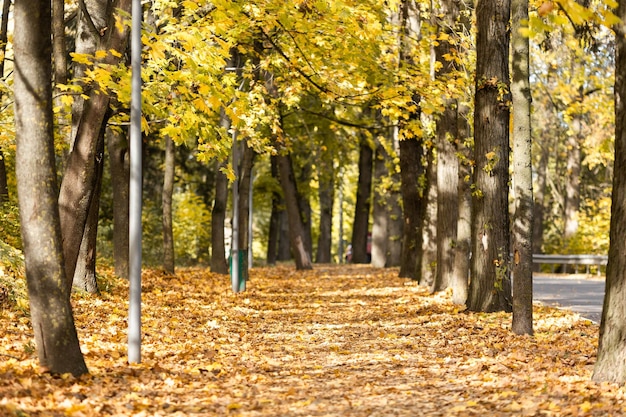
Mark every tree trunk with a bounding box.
[420,151,437,287]
[351,136,373,264]
[58,0,131,292]
[296,156,314,256]
[466,0,512,312]
[432,0,460,293]
[210,111,230,274]
[276,152,312,270]
[210,158,229,274]
[52,0,66,87]
[532,135,550,258]
[277,209,292,261]
[371,141,389,268]
[13,0,88,376]
[451,105,471,304]
[316,155,334,263]
[162,136,175,274]
[237,142,255,257]
[592,1,626,383]
[266,155,281,265]
[511,0,534,335]
[563,114,582,248]
[398,134,425,279]
[0,0,10,203]
[72,126,105,294]
[433,110,458,291]
[107,126,130,278]
[386,127,403,268]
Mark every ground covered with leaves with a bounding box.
[1,265,625,416]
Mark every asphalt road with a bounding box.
[533,274,605,323]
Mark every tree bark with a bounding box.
[13,0,88,376]
[296,155,314,256]
[511,0,534,335]
[316,154,334,263]
[237,142,255,258]
[162,136,175,274]
[58,0,131,292]
[420,152,437,287]
[432,0,460,293]
[276,152,312,270]
[398,134,425,279]
[371,141,389,268]
[466,0,512,312]
[266,155,281,265]
[532,135,550,258]
[0,0,12,203]
[592,0,626,383]
[210,158,229,274]
[107,126,130,278]
[451,105,471,305]
[351,135,373,264]
[72,126,105,294]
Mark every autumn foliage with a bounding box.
[1,265,624,416]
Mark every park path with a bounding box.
[1,265,623,416]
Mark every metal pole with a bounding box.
[128,0,142,364]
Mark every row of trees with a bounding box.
[4,0,625,381]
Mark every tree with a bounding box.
[466,0,512,312]
[432,0,461,293]
[13,0,88,376]
[276,151,313,270]
[592,0,626,383]
[58,0,131,291]
[162,136,175,274]
[107,126,130,278]
[510,0,533,334]
[351,133,374,264]
[0,0,10,204]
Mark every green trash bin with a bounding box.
[229,249,248,292]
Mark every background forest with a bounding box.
[0,0,615,281]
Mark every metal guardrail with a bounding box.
[533,254,608,275]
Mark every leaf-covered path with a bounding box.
[1,265,625,416]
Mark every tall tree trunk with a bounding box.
[210,111,230,274]
[511,0,534,335]
[0,0,10,203]
[564,112,582,249]
[266,155,281,265]
[316,155,334,263]
[237,142,255,260]
[277,209,292,261]
[432,0,460,293]
[351,135,374,264]
[398,134,425,279]
[13,0,88,376]
[58,0,131,292]
[532,135,550,258]
[386,128,403,268]
[162,136,175,274]
[466,0,512,312]
[296,156,313,256]
[72,125,105,294]
[107,126,130,278]
[371,141,389,268]
[420,151,437,287]
[592,0,626,383]
[0,151,6,203]
[451,105,471,304]
[276,152,312,270]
